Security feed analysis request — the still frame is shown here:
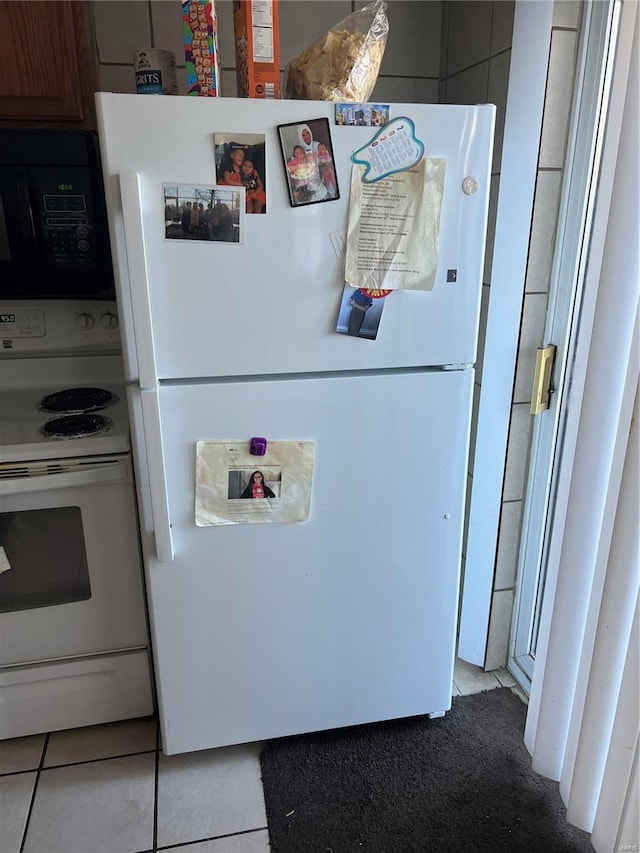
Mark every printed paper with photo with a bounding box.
[195,440,315,525]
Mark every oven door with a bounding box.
[0,455,148,667]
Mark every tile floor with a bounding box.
[0,661,525,853]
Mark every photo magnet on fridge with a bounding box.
[334,103,390,127]
[351,116,425,183]
[214,133,267,214]
[335,284,390,341]
[163,183,245,243]
[277,118,339,207]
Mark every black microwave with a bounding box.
[0,130,114,300]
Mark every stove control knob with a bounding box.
[76,312,95,330]
[101,311,119,331]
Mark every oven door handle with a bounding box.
[0,462,129,495]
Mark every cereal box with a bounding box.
[233,0,280,99]
[183,0,221,97]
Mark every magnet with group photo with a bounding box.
[162,183,244,244]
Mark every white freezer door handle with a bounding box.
[119,172,158,390]
[140,389,174,562]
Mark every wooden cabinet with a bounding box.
[0,1,97,129]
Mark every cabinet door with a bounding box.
[0,1,96,127]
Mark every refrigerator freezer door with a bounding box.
[97,95,494,381]
[146,368,473,753]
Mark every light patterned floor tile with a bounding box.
[495,668,518,688]
[511,684,530,705]
[158,828,270,852]
[0,772,36,853]
[23,753,155,853]
[453,658,502,695]
[44,717,157,767]
[156,743,267,848]
[0,735,45,775]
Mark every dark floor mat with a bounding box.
[260,688,593,852]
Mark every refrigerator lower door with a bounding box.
[147,369,473,753]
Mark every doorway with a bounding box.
[508,0,624,691]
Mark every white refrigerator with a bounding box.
[96,93,494,754]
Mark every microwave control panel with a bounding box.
[0,130,115,300]
[37,170,98,268]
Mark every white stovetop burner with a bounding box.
[0,301,130,463]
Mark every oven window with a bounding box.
[0,507,91,612]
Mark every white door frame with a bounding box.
[509,0,626,690]
[458,0,554,666]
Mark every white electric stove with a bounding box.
[0,357,130,463]
[0,301,129,459]
[0,301,153,740]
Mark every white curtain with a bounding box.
[524,4,639,850]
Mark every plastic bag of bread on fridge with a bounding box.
[283,0,388,102]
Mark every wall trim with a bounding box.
[458,0,554,667]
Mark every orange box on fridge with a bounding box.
[233,0,280,98]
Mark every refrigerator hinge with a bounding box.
[442,363,473,371]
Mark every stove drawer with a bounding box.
[0,650,153,740]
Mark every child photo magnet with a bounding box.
[278,118,340,207]
[214,133,267,214]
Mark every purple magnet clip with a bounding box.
[250,437,268,456]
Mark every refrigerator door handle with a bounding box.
[119,172,159,390]
[140,389,174,562]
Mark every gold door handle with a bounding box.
[531,345,557,414]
